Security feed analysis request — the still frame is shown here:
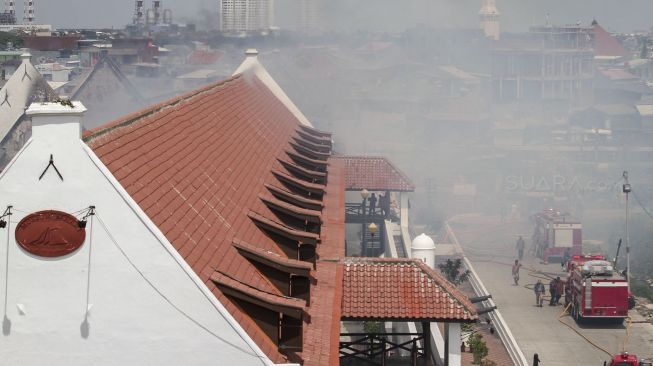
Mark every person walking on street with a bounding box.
[516,235,525,260]
[534,280,546,307]
[555,276,564,305]
[512,260,522,286]
[533,353,541,366]
[549,278,558,306]
[562,248,571,270]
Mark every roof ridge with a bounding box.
[414,260,477,316]
[82,73,243,142]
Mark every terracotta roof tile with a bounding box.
[337,155,415,192]
[272,170,326,196]
[233,238,314,276]
[286,150,329,170]
[211,271,306,319]
[248,211,319,245]
[341,258,477,322]
[85,72,345,365]
[258,194,322,224]
[291,136,332,154]
[264,184,324,211]
[298,124,332,138]
[289,141,331,161]
[278,159,327,183]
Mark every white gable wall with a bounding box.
[0,102,274,365]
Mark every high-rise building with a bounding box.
[219,0,273,35]
[479,0,500,40]
[298,0,320,32]
[1,1,17,25]
[492,25,595,106]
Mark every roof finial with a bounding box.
[245,48,258,58]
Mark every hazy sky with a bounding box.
[24,0,653,33]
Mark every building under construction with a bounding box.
[492,25,595,107]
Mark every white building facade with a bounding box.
[0,102,277,365]
[220,0,274,35]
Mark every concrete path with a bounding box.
[449,215,653,366]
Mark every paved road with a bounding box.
[449,215,653,366]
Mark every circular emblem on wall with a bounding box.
[15,210,86,258]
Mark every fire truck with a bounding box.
[604,352,652,366]
[565,256,630,323]
[532,209,582,263]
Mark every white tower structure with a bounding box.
[411,233,436,269]
[479,0,500,40]
[23,0,34,23]
[133,0,144,25]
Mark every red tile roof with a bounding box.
[232,238,313,276]
[259,194,322,223]
[187,50,224,65]
[341,258,477,322]
[211,271,306,319]
[303,157,345,366]
[593,23,630,59]
[84,71,346,365]
[337,156,415,192]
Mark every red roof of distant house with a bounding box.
[593,22,630,59]
[341,258,477,321]
[188,50,224,65]
[598,68,637,81]
[338,156,415,192]
[84,70,345,365]
[22,35,81,51]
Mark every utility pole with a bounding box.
[622,171,631,290]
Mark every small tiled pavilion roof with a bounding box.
[84,64,345,365]
[337,156,415,192]
[593,22,630,59]
[341,258,477,322]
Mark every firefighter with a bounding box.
[534,280,546,307]
[549,278,558,306]
[516,235,525,260]
[554,276,564,305]
[512,260,522,286]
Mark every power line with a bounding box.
[632,190,653,224]
[94,213,266,361]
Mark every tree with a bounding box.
[438,258,471,285]
[468,333,489,365]
[0,32,23,50]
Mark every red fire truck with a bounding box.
[532,209,582,263]
[604,352,652,366]
[565,257,630,323]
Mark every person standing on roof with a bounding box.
[512,260,522,286]
[534,279,546,307]
[516,235,525,260]
[369,193,377,215]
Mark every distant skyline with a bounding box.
[15,0,653,33]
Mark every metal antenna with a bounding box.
[622,171,631,290]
